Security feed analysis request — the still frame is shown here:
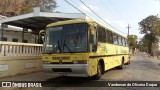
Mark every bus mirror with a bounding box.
[90,29,94,35]
[90,25,97,44]
[38,30,45,44]
[90,26,95,36]
[37,37,43,44]
[39,30,45,35]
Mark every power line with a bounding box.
[79,0,112,28]
[64,0,126,35]
[64,0,94,20]
[64,0,85,15]
[79,0,126,34]
[90,0,129,35]
[107,0,128,23]
[82,0,127,35]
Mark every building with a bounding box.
[0,15,37,43]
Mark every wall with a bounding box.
[0,56,42,77]
[0,41,43,77]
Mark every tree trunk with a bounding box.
[148,44,152,55]
[148,34,154,56]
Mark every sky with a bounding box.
[55,0,160,40]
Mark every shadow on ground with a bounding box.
[44,76,95,87]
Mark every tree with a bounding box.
[42,0,57,11]
[0,0,58,16]
[138,15,160,56]
[128,35,138,54]
[19,0,58,14]
[138,34,159,54]
[139,34,150,53]
[128,35,137,47]
[0,0,17,16]
[138,41,148,53]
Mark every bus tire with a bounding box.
[92,62,102,80]
[126,61,130,65]
[126,57,131,65]
[118,58,124,69]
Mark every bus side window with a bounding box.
[122,38,125,46]
[107,31,113,44]
[118,36,122,46]
[113,33,118,45]
[124,39,128,46]
[98,26,106,42]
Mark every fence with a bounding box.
[0,41,43,56]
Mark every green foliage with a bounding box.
[137,37,148,52]
[139,15,160,35]
[21,0,58,14]
[138,15,160,55]
[42,0,58,11]
[0,0,58,16]
[128,35,137,47]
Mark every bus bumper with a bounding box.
[43,64,89,77]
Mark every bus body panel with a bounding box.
[43,63,89,77]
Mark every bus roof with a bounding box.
[47,19,92,27]
[46,19,127,38]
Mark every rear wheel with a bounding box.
[126,57,131,65]
[92,62,102,80]
[126,60,130,65]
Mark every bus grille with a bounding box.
[50,62,73,64]
[52,68,72,72]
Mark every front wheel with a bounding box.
[92,62,102,80]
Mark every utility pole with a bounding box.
[127,24,131,54]
[127,24,131,37]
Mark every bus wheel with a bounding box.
[126,57,131,65]
[126,60,130,65]
[93,62,102,80]
[118,59,124,69]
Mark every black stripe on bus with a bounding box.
[89,54,129,58]
[50,62,73,64]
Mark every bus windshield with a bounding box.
[43,23,88,54]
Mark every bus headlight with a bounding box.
[73,60,88,64]
[43,61,50,64]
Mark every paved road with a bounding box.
[101,53,160,81]
[1,53,160,90]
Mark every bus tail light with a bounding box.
[73,60,88,64]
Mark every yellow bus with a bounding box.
[42,19,130,79]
